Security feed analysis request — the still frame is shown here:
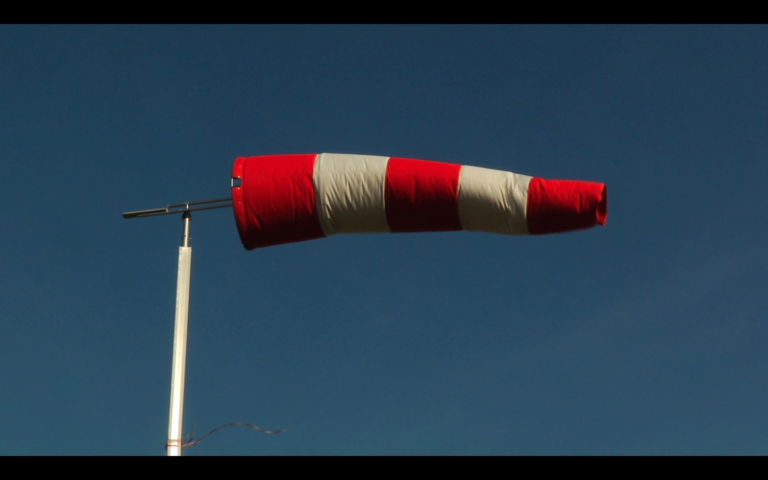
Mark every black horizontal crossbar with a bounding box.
[122,197,233,219]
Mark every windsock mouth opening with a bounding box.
[232,154,327,250]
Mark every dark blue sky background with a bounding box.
[1,25,767,455]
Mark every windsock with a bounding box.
[231,153,607,250]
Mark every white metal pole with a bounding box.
[167,212,192,456]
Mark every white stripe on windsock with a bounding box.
[457,165,532,235]
[313,153,391,236]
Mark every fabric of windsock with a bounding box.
[231,153,607,250]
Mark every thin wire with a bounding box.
[182,422,288,450]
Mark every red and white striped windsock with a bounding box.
[231,153,607,250]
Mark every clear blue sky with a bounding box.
[1,25,767,455]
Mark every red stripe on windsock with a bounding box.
[232,154,325,250]
[385,157,463,233]
[526,178,608,235]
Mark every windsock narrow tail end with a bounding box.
[527,178,607,235]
